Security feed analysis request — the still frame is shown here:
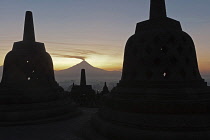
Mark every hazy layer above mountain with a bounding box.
[54,61,122,82]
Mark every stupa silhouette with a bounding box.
[0,11,79,124]
[100,82,109,95]
[90,0,210,139]
[1,11,62,97]
[71,69,95,107]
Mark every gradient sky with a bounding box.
[0,0,210,72]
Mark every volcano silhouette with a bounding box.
[54,61,121,82]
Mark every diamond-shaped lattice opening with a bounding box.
[160,46,168,54]
[170,57,177,65]
[162,70,170,79]
[154,57,161,66]
[145,46,152,55]
[180,69,186,78]
[177,45,184,54]
[163,73,167,77]
[146,71,153,79]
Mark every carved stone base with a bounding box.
[91,87,210,140]
[0,90,80,125]
[92,113,210,140]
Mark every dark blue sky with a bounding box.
[0,0,210,71]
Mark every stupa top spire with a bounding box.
[80,69,86,86]
[23,11,35,42]
[150,0,167,19]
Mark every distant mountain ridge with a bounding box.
[54,61,121,82]
[0,62,122,83]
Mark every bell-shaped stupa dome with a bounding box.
[120,0,206,88]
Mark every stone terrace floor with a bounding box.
[0,108,99,140]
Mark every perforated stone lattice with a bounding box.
[2,48,55,88]
[122,30,202,82]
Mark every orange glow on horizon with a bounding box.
[53,58,122,71]
[198,61,210,74]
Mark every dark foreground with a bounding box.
[0,108,98,140]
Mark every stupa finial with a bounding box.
[150,0,167,19]
[23,11,35,42]
[80,69,86,86]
